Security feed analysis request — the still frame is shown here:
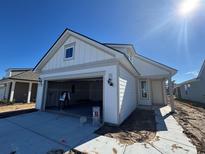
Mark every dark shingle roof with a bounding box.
[9,70,39,81]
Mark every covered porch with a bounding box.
[137,75,175,112]
[0,79,38,103]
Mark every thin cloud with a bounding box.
[185,70,199,77]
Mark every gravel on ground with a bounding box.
[173,99,205,154]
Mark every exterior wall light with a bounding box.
[38,77,42,86]
[108,73,113,86]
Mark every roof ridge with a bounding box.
[103,43,133,46]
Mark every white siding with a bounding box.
[36,83,44,109]
[118,66,137,123]
[179,80,205,104]
[42,36,113,71]
[177,61,205,104]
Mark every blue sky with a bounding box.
[0,0,204,83]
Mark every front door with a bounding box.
[151,80,164,105]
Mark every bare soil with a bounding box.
[95,108,156,145]
[0,103,35,113]
[173,99,205,154]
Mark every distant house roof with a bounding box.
[6,68,32,72]
[177,59,205,86]
[1,70,39,82]
[176,78,200,87]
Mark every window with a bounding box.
[184,85,188,95]
[184,84,191,95]
[64,43,75,60]
[65,47,73,59]
[140,80,149,99]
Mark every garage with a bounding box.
[44,77,103,121]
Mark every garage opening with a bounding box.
[45,77,103,121]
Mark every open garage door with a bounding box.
[45,77,103,121]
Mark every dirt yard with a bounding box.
[173,99,205,154]
[0,103,35,113]
[95,108,156,145]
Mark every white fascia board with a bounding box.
[68,30,122,57]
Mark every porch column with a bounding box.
[9,81,16,102]
[168,76,175,112]
[27,82,32,103]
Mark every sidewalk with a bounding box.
[73,106,197,154]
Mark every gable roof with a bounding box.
[103,44,177,76]
[135,54,177,76]
[176,78,200,87]
[103,43,136,54]
[197,60,205,78]
[33,28,177,77]
[33,28,140,75]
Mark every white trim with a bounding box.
[42,71,106,82]
[9,81,16,102]
[41,58,119,75]
[116,64,120,124]
[139,79,149,100]
[27,82,32,103]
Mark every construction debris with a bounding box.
[95,108,156,145]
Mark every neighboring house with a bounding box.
[175,60,205,104]
[34,28,177,125]
[0,68,39,103]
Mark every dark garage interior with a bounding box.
[45,77,103,119]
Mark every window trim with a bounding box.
[64,42,75,60]
[139,80,149,100]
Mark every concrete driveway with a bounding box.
[0,106,197,154]
[0,111,99,154]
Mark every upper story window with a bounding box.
[64,43,75,60]
[65,48,73,59]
